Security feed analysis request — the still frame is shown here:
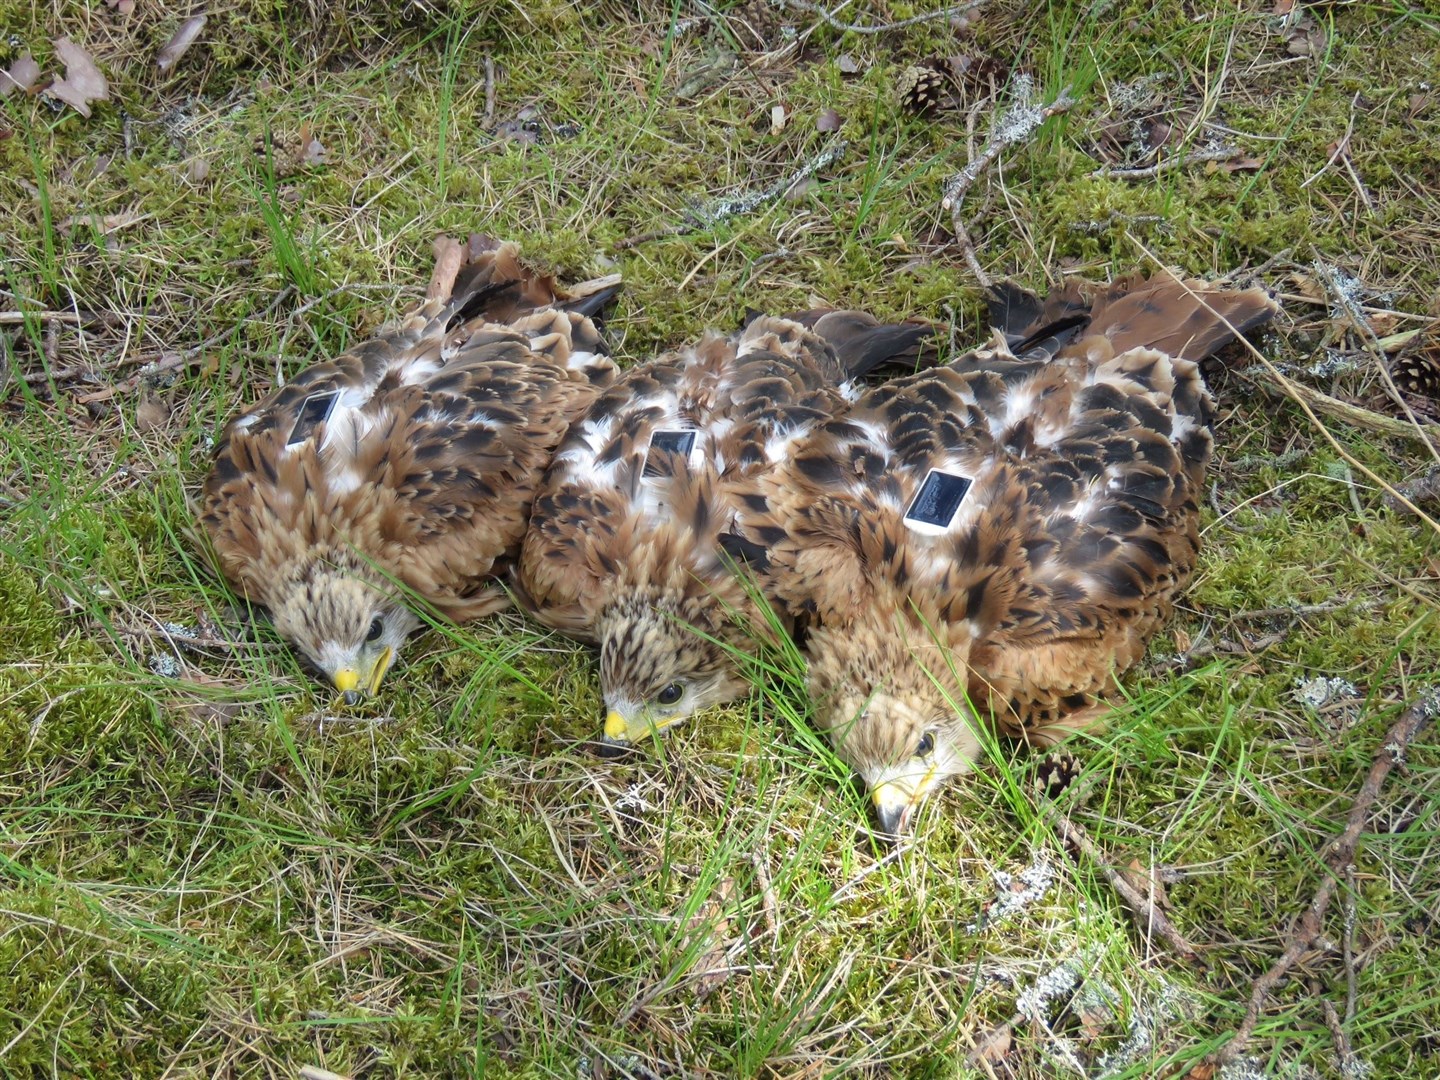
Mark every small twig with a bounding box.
[773,0,979,35]
[942,76,1076,288]
[1342,864,1358,1027]
[751,851,779,944]
[1251,372,1440,447]
[1215,692,1439,1065]
[1300,93,1359,190]
[611,138,848,251]
[1042,806,1203,965]
[0,309,85,326]
[299,1067,354,1080]
[1228,599,1384,622]
[482,52,496,129]
[1322,999,1360,1077]
[613,225,690,251]
[1091,144,1239,181]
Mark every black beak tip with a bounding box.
[873,806,909,841]
[341,690,363,706]
[592,737,637,761]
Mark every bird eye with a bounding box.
[915,733,935,757]
[366,618,383,643]
[656,683,683,706]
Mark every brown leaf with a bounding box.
[1220,155,1264,173]
[817,108,842,133]
[1173,627,1192,654]
[1271,0,1293,13]
[0,53,40,97]
[186,157,211,184]
[44,37,109,117]
[1285,18,1326,58]
[1184,1063,1217,1080]
[156,15,206,72]
[689,878,736,1002]
[300,135,328,166]
[136,391,170,432]
[975,1024,1013,1063]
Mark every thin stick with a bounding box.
[1042,806,1203,966]
[1215,692,1439,1065]
[942,77,1076,287]
[1091,144,1238,181]
[773,0,979,35]
[482,52,496,129]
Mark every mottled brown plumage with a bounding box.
[749,272,1278,834]
[516,310,932,751]
[200,238,621,699]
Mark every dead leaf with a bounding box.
[975,1024,1012,1063]
[1124,857,1172,910]
[1173,627,1192,654]
[0,53,40,98]
[156,14,206,72]
[44,37,110,118]
[689,878,737,1002]
[1285,17,1326,58]
[1184,1063,1217,1080]
[186,157,210,184]
[836,54,861,76]
[300,135,328,165]
[816,108,842,133]
[1271,0,1293,14]
[770,104,787,134]
[136,391,169,431]
[1220,155,1264,173]
[58,207,146,233]
[105,0,136,14]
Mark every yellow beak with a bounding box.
[604,711,629,740]
[871,781,914,837]
[331,647,394,700]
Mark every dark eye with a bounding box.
[656,683,683,706]
[915,733,934,757]
[366,618,383,643]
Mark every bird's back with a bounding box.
[516,310,932,637]
[200,237,621,621]
[763,273,1276,736]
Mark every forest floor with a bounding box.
[1,0,1438,1077]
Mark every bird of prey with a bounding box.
[751,272,1278,835]
[199,236,621,701]
[516,310,933,754]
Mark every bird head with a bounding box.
[805,616,982,838]
[268,563,419,704]
[594,592,748,756]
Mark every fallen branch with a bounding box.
[941,76,1076,288]
[1214,691,1439,1066]
[1091,144,1239,181]
[773,0,980,35]
[1042,805,1203,966]
[1247,361,1440,447]
[612,137,848,251]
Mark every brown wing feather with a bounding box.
[761,273,1277,746]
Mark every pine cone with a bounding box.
[1033,752,1082,800]
[1382,329,1440,423]
[897,63,949,117]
